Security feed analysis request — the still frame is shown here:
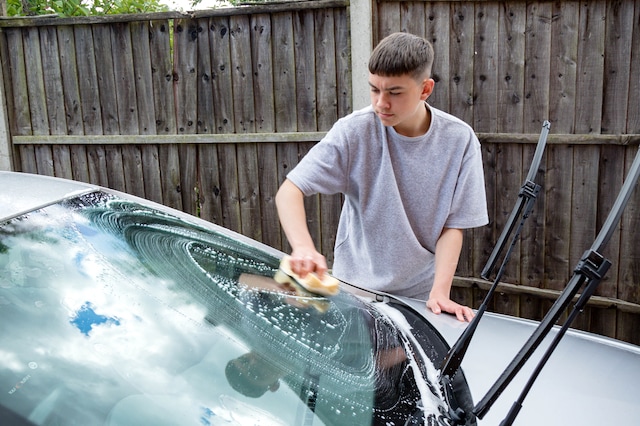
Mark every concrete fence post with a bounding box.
[349,0,373,110]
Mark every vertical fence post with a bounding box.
[0,50,13,172]
[349,0,373,110]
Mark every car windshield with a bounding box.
[0,191,460,425]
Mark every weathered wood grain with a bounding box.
[424,2,451,113]
[57,25,89,182]
[473,3,499,133]
[251,13,282,250]
[173,18,199,215]
[334,7,351,118]
[497,1,525,132]
[315,8,338,131]
[575,1,605,134]
[130,21,163,204]
[449,1,475,125]
[549,2,579,132]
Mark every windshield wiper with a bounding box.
[475,145,640,425]
[439,121,550,383]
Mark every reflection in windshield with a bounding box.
[0,192,452,425]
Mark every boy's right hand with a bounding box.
[288,249,328,279]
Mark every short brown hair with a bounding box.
[368,32,434,81]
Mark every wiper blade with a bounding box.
[439,121,550,381]
[475,145,640,423]
[481,121,550,280]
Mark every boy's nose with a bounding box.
[376,93,390,108]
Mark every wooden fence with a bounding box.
[1,0,639,345]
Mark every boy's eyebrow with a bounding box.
[368,82,405,91]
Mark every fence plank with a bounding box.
[449,2,474,125]
[130,21,163,204]
[473,3,498,133]
[92,25,119,135]
[376,1,399,40]
[173,18,199,215]
[271,11,297,248]
[149,19,177,135]
[39,27,73,180]
[294,10,317,131]
[544,144,571,289]
[93,24,125,191]
[292,10,321,247]
[194,18,222,225]
[575,1,605,133]
[523,2,551,131]
[198,144,223,224]
[111,23,145,198]
[629,3,640,134]
[147,19,181,208]
[315,8,338,130]
[158,144,183,211]
[23,28,55,177]
[424,2,451,112]
[316,9,343,264]
[549,2,579,132]
[57,25,89,182]
[40,27,66,136]
[272,12,295,133]
[130,22,157,135]
[74,25,102,135]
[209,16,241,232]
[251,13,282,249]
[601,0,634,134]
[334,7,351,118]
[230,14,262,241]
[75,23,106,195]
[497,2,525,131]
[400,2,425,39]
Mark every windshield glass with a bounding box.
[0,191,455,425]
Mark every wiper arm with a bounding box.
[439,121,550,381]
[475,145,640,423]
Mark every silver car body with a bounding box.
[1,171,639,425]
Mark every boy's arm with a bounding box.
[426,227,475,322]
[275,179,327,278]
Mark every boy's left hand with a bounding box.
[426,296,475,323]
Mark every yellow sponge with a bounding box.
[274,255,340,296]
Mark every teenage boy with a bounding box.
[275,32,488,322]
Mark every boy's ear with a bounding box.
[421,78,435,100]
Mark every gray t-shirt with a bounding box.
[287,103,488,299]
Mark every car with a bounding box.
[1,170,639,426]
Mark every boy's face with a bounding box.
[368,73,434,137]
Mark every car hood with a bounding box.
[0,172,98,221]
[397,296,640,425]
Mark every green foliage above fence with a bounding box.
[6,0,169,17]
